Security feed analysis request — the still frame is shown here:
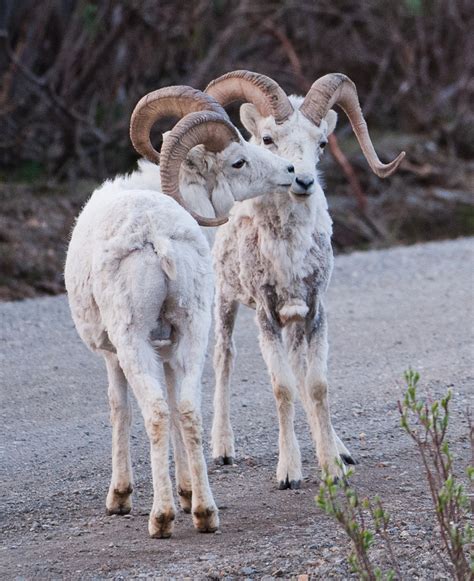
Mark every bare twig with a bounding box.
[0,30,108,143]
[328,134,368,213]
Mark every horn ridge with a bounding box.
[300,73,405,178]
[160,110,240,227]
[130,86,228,163]
[206,70,293,124]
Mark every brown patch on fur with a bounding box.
[113,485,133,497]
[178,487,192,500]
[279,312,306,325]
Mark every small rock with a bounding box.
[241,566,255,575]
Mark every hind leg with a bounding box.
[103,351,134,515]
[173,314,218,533]
[114,337,175,537]
[164,362,193,513]
[97,247,176,538]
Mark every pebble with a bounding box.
[198,553,215,561]
[241,566,255,575]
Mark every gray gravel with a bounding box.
[1,238,473,579]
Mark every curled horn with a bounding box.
[205,70,293,124]
[160,111,240,227]
[300,73,405,178]
[130,86,228,163]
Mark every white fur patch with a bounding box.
[279,302,309,324]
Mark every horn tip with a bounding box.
[376,151,406,178]
[195,214,229,227]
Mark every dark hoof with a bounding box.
[340,453,358,466]
[193,507,219,533]
[105,505,131,516]
[214,455,234,466]
[105,486,133,516]
[177,488,192,513]
[278,477,301,490]
[149,510,175,539]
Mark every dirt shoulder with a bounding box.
[1,238,473,578]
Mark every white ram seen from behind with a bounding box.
[64,86,295,538]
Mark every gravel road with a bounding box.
[1,238,472,579]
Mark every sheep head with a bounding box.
[206,70,405,200]
[239,95,336,199]
[131,86,295,226]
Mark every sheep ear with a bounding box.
[240,103,261,137]
[324,109,338,135]
[185,144,208,171]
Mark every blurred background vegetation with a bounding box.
[0,0,473,299]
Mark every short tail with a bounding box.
[154,238,176,280]
[146,213,177,280]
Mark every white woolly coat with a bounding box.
[65,160,213,359]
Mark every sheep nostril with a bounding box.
[295,177,315,189]
[287,165,295,173]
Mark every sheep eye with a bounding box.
[320,140,328,149]
[262,136,274,145]
[232,159,246,169]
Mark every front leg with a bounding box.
[305,303,354,479]
[256,303,302,489]
[211,294,239,465]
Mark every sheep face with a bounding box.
[178,140,295,218]
[240,96,337,201]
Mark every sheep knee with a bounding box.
[307,380,328,404]
[272,381,295,404]
[178,400,203,442]
[145,399,170,444]
[213,340,235,374]
[108,394,130,422]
